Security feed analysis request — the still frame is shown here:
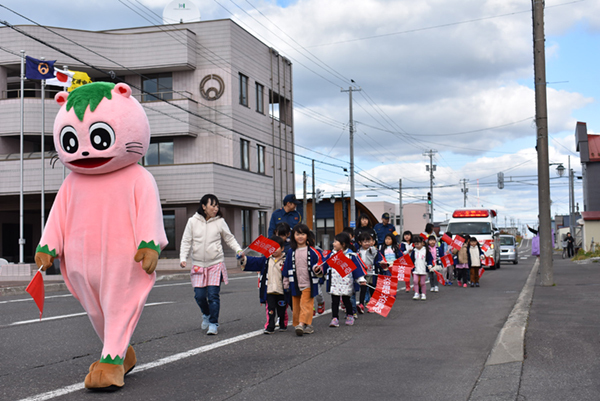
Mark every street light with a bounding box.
[550,163,565,177]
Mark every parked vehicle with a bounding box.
[500,235,518,264]
[446,209,501,269]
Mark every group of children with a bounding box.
[240,223,487,337]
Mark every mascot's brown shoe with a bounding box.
[84,363,125,391]
[88,345,137,376]
[124,345,137,375]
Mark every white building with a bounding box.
[0,19,294,264]
[361,201,431,235]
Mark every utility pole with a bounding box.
[532,0,554,286]
[312,160,316,234]
[460,179,469,207]
[341,85,361,228]
[303,171,307,224]
[399,179,403,235]
[423,149,437,222]
[568,155,575,236]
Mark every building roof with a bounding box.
[588,134,600,162]
[581,211,600,221]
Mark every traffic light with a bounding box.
[427,192,432,205]
[315,188,324,203]
[497,172,504,189]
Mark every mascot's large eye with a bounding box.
[89,122,115,151]
[60,126,79,154]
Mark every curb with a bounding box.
[468,258,539,400]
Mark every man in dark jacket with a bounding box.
[374,213,398,245]
[268,194,302,237]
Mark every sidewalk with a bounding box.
[518,256,600,400]
[471,255,600,400]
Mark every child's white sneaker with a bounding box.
[421,293,426,300]
[413,293,420,300]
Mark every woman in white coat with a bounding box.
[180,194,242,335]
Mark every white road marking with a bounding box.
[1,275,255,303]
[0,294,72,304]
[9,302,174,326]
[16,308,333,401]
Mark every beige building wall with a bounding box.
[0,19,294,263]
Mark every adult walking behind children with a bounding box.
[180,194,243,335]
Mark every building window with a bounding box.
[239,73,248,106]
[256,83,264,114]
[269,90,291,125]
[163,210,176,251]
[258,211,267,237]
[316,218,335,250]
[7,81,36,99]
[241,209,251,248]
[257,144,265,174]
[143,139,174,166]
[240,139,250,170]
[142,73,173,102]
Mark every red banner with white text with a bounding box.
[375,275,398,297]
[366,290,395,317]
[450,235,465,251]
[441,254,453,268]
[327,250,355,278]
[390,255,413,282]
[248,235,281,258]
[441,233,452,245]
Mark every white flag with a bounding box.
[46,68,74,88]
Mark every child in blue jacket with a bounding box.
[323,232,367,327]
[282,224,323,336]
[240,236,288,334]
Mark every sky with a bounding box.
[1,0,598,233]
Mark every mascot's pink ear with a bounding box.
[114,83,132,98]
[55,92,69,107]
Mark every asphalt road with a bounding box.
[1,243,534,401]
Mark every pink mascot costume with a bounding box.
[35,82,168,390]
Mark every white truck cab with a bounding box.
[446,208,501,269]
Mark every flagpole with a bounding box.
[41,58,46,233]
[19,50,25,264]
[62,65,68,181]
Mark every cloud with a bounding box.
[0,0,591,226]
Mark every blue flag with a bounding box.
[25,56,56,80]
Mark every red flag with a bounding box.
[450,235,465,251]
[420,233,428,240]
[481,243,490,253]
[441,233,452,245]
[390,257,412,282]
[479,266,485,278]
[433,270,446,286]
[375,275,398,297]
[26,270,45,319]
[440,254,454,268]
[366,290,395,317]
[482,256,494,267]
[327,250,355,278]
[248,235,281,258]
[322,249,332,258]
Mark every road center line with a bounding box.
[17,308,333,401]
